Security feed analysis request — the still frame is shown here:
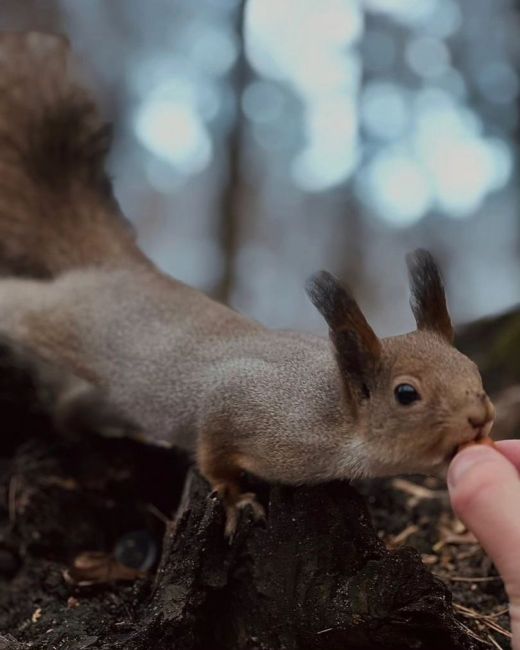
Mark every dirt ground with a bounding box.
[357,477,511,649]
[0,426,512,650]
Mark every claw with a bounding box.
[236,492,266,521]
[210,484,265,540]
[224,505,239,540]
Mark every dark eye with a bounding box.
[394,383,421,406]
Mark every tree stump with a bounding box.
[136,471,485,650]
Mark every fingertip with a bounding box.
[448,444,518,516]
[447,441,520,603]
[495,439,520,470]
[448,444,503,489]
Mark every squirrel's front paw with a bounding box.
[211,484,265,539]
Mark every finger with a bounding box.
[448,445,520,611]
[495,440,520,471]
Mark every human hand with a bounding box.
[448,440,520,649]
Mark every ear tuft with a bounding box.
[406,249,454,343]
[305,270,353,331]
[306,270,381,399]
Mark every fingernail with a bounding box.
[448,445,496,488]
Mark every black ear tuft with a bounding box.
[406,249,454,343]
[305,270,355,331]
[306,271,381,400]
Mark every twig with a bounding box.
[389,524,419,547]
[483,619,512,639]
[145,503,171,526]
[487,632,504,649]
[456,619,492,646]
[449,576,502,583]
[454,604,511,639]
[391,478,445,500]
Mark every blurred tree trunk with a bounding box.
[457,304,520,439]
[0,0,63,31]
[214,1,248,304]
[335,193,369,304]
[457,304,520,393]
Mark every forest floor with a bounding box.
[0,433,511,650]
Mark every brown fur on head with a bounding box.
[307,249,495,478]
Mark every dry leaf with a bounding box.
[63,551,145,587]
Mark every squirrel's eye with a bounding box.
[394,383,421,406]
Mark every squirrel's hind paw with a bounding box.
[225,492,266,539]
[210,485,266,539]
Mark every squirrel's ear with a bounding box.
[306,271,382,396]
[406,249,454,343]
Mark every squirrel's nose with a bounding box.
[467,393,495,439]
[468,414,492,430]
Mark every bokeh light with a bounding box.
[135,92,212,175]
[53,0,519,327]
[246,0,362,191]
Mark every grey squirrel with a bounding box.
[0,32,494,535]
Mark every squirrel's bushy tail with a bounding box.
[0,32,142,278]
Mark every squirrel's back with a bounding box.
[0,32,145,278]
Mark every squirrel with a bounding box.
[0,33,495,535]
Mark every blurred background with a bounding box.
[1,0,519,336]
